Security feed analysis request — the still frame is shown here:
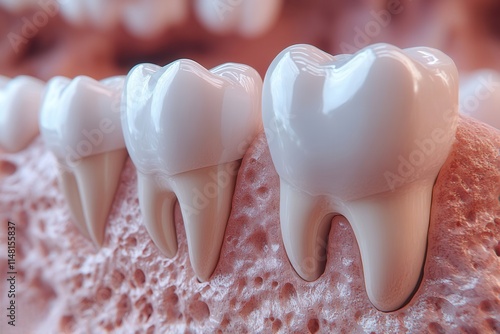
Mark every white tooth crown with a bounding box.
[40,75,127,248]
[0,75,45,153]
[57,0,187,35]
[460,69,500,130]
[263,43,459,311]
[122,59,262,281]
[123,60,262,176]
[40,76,125,164]
[194,0,283,37]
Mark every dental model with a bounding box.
[40,75,128,248]
[122,60,262,281]
[460,69,500,130]
[194,0,283,38]
[0,75,45,153]
[262,43,459,311]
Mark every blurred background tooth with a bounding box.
[263,43,459,311]
[123,60,262,281]
[0,0,38,14]
[57,0,88,27]
[460,70,500,129]
[85,0,121,31]
[0,75,9,88]
[122,0,188,38]
[0,75,45,152]
[194,0,283,38]
[240,0,283,37]
[40,75,127,248]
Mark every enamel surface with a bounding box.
[460,70,500,129]
[263,43,459,311]
[194,0,283,37]
[122,59,262,281]
[40,75,127,247]
[0,75,45,153]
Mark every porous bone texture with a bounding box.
[0,116,499,333]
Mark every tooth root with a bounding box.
[171,161,239,282]
[346,181,433,312]
[279,180,333,282]
[73,149,128,248]
[137,172,178,258]
[58,169,90,240]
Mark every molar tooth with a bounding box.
[194,0,283,38]
[40,75,127,248]
[0,75,45,152]
[263,43,459,311]
[123,0,188,38]
[123,60,262,281]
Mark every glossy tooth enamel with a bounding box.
[194,0,283,38]
[40,75,127,247]
[0,75,45,153]
[460,69,500,129]
[263,43,459,311]
[123,0,187,38]
[122,60,262,281]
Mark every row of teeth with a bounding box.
[0,0,283,38]
[1,43,498,312]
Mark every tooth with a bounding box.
[57,0,88,27]
[40,75,127,248]
[0,0,38,14]
[123,0,188,38]
[85,0,121,30]
[263,43,459,311]
[57,0,121,29]
[0,75,9,88]
[460,69,500,129]
[0,75,45,153]
[123,60,262,281]
[194,0,283,38]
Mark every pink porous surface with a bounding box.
[0,116,499,333]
